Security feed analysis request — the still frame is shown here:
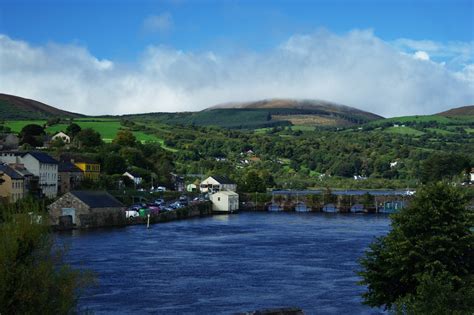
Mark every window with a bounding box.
[218,197,221,201]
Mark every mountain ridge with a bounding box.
[0,93,84,119]
[437,105,474,117]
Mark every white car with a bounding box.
[125,210,139,218]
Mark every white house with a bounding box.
[200,176,237,193]
[122,171,143,186]
[0,151,58,198]
[52,132,71,144]
[209,191,239,212]
[186,183,197,192]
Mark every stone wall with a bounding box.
[79,207,126,228]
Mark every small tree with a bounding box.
[359,182,474,313]
[113,130,137,147]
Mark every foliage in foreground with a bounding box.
[0,200,93,314]
[358,183,474,314]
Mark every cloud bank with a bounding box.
[0,29,472,117]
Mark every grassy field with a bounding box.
[4,119,164,144]
[425,128,456,135]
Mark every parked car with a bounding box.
[128,204,143,211]
[154,198,165,206]
[125,210,139,218]
[156,186,166,192]
[147,205,161,214]
[169,201,184,209]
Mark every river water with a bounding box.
[59,212,391,314]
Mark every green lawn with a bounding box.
[4,120,48,132]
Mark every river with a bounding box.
[58,212,391,314]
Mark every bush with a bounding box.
[0,200,93,313]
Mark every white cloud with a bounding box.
[143,13,173,33]
[0,30,473,117]
[393,38,473,68]
[413,50,430,61]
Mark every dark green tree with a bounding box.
[19,124,45,147]
[103,154,127,175]
[66,123,82,137]
[420,153,470,183]
[359,183,474,313]
[75,128,103,148]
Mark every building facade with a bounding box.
[200,176,237,193]
[0,151,58,198]
[74,159,100,181]
[52,132,71,144]
[209,191,239,212]
[58,162,84,194]
[0,164,25,203]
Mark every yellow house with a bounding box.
[72,158,100,181]
[0,164,25,203]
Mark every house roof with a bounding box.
[70,191,124,208]
[60,153,98,164]
[11,164,33,177]
[214,190,239,196]
[123,171,142,178]
[58,161,82,173]
[24,151,58,164]
[210,175,236,185]
[53,132,69,137]
[0,164,24,180]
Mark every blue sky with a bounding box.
[1,0,472,60]
[0,0,473,116]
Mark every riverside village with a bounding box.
[1,143,447,230]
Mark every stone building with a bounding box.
[48,191,126,229]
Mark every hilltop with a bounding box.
[0,93,84,120]
[132,98,383,129]
[437,105,474,117]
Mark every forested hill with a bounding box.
[0,93,84,120]
[129,99,384,129]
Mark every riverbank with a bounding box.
[53,201,213,231]
[127,201,213,226]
